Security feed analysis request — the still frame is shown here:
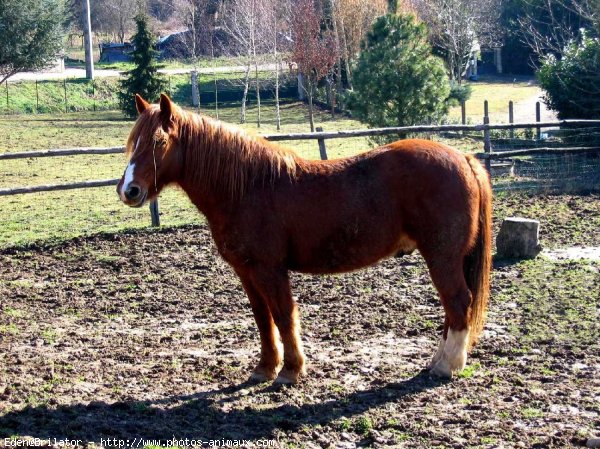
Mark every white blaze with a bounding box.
[120,163,136,199]
[120,136,141,200]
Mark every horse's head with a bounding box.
[117,93,183,207]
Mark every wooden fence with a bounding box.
[1,119,599,225]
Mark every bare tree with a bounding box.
[221,0,276,127]
[291,0,337,132]
[95,0,140,43]
[517,0,598,59]
[335,0,388,89]
[413,0,503,83]
[221,0,254,123]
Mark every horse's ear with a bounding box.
[159,93,174,131]
[135,94,150,115]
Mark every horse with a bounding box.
[117,94,492,384]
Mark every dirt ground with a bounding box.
[0,193,598,448]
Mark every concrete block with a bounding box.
[496,217,542,259]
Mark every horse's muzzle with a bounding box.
[119,182,147,208]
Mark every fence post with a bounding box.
[535,101,541,140]
[92,80,96,112]
[483,100,491,175]
[509,100,514,139]
[5,80,8,113]
[35,80,40,113]
[191,70,199,108]
[315,126,328,160]
[149,200,160,227]
[63,79,68,113]
[461,101,466,125]
[214,73,219,119]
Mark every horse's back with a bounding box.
[224,139,482,274]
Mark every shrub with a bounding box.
[448,82,473,105]
[537,32,600,119]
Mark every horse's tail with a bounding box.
[464,155,493,348]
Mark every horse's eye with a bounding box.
[153,130,168,147]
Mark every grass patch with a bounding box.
[495,258,599,348]
[457,361,481,379]
[448,77,541,124]
[521,407,544,419]
[0,324,19,335]
[2,70,295,115]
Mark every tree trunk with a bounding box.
[255,61,261,128]
[339,17,353,90]
[240,64,251,124]
[307,78,315,132]
[82,0,95,80]
[275,58,281,131]
[331,0,342,93]
[274,17,281,131]
[211,41,218,119]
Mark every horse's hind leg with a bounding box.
[238,275,282,381]
[425,258,472,378]
[249,268,306,384]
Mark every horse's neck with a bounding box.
[176,115,265,217]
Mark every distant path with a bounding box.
[513,91,557,122]
[8,64,279,82]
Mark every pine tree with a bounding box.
[348,14,450,137]
[118,14,166,118]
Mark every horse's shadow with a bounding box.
[0,371,446,442]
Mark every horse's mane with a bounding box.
[129,106,304,200]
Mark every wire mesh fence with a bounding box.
[0,72,298,115]
[487,125,600,193]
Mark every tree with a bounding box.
[412,0,503,84]
[335,0,388,89]
[514,0,597,60]
[291,0,336,132]
[348,14,450,132]
[221,0,271,127]
[118,15,166,118]
[537,31,600,118]
[0,0,67,84]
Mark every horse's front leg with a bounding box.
[238,275,282,381]
[249,268,306,384]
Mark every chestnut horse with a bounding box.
[117,94,492,384]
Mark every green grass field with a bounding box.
[448,78,543,124]
[2,71,294,115]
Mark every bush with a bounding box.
[448,82,472,105]
[348,14,450,132]
[537,32,600,119]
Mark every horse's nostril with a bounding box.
[125,184,141,201]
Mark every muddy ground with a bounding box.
[0,193,599,448]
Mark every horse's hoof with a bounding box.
[427,338,446,370]
[274,374,297,384]
[274,367,303,384]
[429,359,453,379]
[249,367,277,383]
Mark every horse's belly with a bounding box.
[289,227,417,274]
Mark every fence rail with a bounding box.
[2,119,600,221]
[3,120,600,163]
